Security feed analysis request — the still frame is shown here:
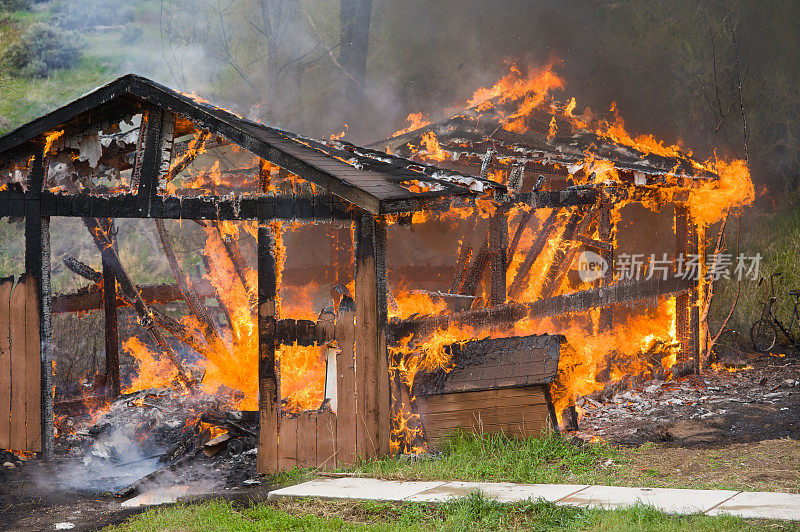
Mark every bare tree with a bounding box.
[339,0,373,101]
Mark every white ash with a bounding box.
[572,354,800,445]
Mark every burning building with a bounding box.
[0,66,753,475]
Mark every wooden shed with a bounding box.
[0,73,713,472]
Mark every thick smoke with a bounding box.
[51,1,798,191]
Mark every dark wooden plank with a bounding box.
[277,415,298,472]
[418,394,548,413]
[296,411,317,469]
[674,204,698,368]
[9,277,26,450]
[316,409,337,470]
[424,417,550,440]
[459,237,490,297]
[335,305,356,465]
[0,277,13,448]
[257,222,279,474]
[24,276,41,451]
[418,394,549,414]
[417,386,553,448]
[419,407,551,425]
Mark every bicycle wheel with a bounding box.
[750,319,777,353]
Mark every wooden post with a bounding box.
[136,107,167,217]
[598,202,614,332]
[102,243,120,398]
[696,224,707,373]
[257,222,279,473]
[354,212,390,459]
[25,152,52,460]
[675,204,699,371]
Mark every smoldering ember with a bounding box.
[0,2,798,531]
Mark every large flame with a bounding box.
[122,61,753,457]
[384,61,753,450]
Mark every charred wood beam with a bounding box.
[102,249,121,398]
[26,152,53,460]
[52,282,214,313]
[506,210,535,262]
[539,208,598,299]
[572,234,613,252]
[507,208,560,298]
[2,191,354,221]
[64,257,102,284]
[165,131,209,182]
[459,237,490,297]
[148,307,216,361]
[379,188,602,216]
[510,188,601,210]
[450,213,478,294]
[597,202,615,332]
[83,217,193,386]
[135,107,169,217]
[390,276,692,340]
[489,208,508,306]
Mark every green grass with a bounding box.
[332,433,800,494]
[338,431,618,485]
[103,493,799,531]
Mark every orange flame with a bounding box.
[393,112,432,137]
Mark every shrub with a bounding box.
[2,22,84,78]
[0,0,32,12]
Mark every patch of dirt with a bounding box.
[606,439,800,493]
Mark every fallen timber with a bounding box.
[52,276,218,313]
[389,276,692,340]
[83,217,193,386]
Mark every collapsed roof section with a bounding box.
[379,96,719,186]
[0,74,502,215]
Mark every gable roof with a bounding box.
[0,74,502,214]
[379,97,718,182]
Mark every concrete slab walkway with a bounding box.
[268,478,800,521]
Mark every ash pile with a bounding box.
[572,350,800,446]
[52,385,259,499]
